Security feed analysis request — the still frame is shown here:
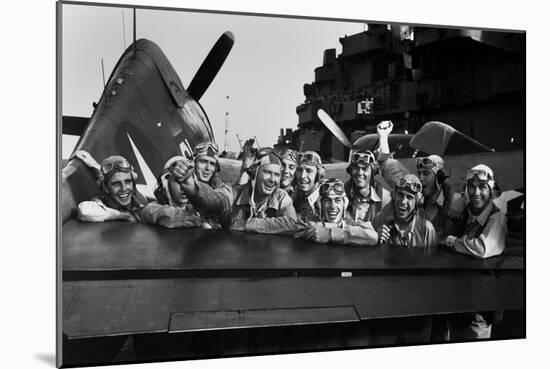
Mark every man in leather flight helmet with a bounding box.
[77,155,148,223]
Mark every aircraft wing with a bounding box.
[409,121,493,155]
[62,221,524,365]
[441,150,524,191]
[326,150,524,193]
[379,150,524,193]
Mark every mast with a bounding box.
[133,8,136,57]
[100,58,106,89]
[121,9,127,49]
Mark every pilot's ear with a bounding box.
[436,169,447,186]
[492,182,502,199]
[373,163,380,176]
[317,166,326,182]
[417,193,424,207]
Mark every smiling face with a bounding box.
[105,171,134,208]
[321,193,345,223]
[393,189,416,221]
[254,164,281,197]
[296,164,318,193]
[467,180,491,211]
[417,168,437,197]
[168,176,189,207]
[351,164,372,189]
[194,155,217,183]
[280,159,297,189]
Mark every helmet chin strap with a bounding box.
[395,207,415,226]
[392,192,418,226]
[355,182,372,198]
[424,186,440,204]
[469,198,491,215]
[101,188,134,211]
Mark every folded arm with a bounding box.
[446,214,507,258]
[77,200,135,222]
[242,216,304,235]
[142,203,202,229]
[330,222,379,246]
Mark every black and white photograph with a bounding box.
[56,0,526,367]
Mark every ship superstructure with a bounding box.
[280,24,525,161]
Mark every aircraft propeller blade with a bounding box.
[317,109,353,148]
[187,31,235,101]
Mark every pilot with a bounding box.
[415,155,456,237]
[77,155,148,222]
[191,141,224,189]
[345,149,390,222]
[143,142,225,228]
[376,121,459,238]
[442,164,507,340]
[373,174,436,248]
[443,164,507,258]
[292,150,325,222]
[141,156,203,229]
[172,148,298,234]
[296,178,378,245]
[277,147,298,197]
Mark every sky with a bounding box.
[62,4,366,157]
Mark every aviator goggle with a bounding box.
[415,157,437,170]
[277,148,298,162]
[350,151,376,166]
[466,169,493,182]
[101,157,134,176]
[319,178,346,197]
[193,142,219,157]
[396,177,422,194]
[297,151,322,166]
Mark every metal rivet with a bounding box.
[116,77,124,85]
[157,122,162,127]
[111,90,117,96]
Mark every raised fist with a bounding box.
[377,120,394,137]
[172,160,194,184]
[241,138,258,170]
